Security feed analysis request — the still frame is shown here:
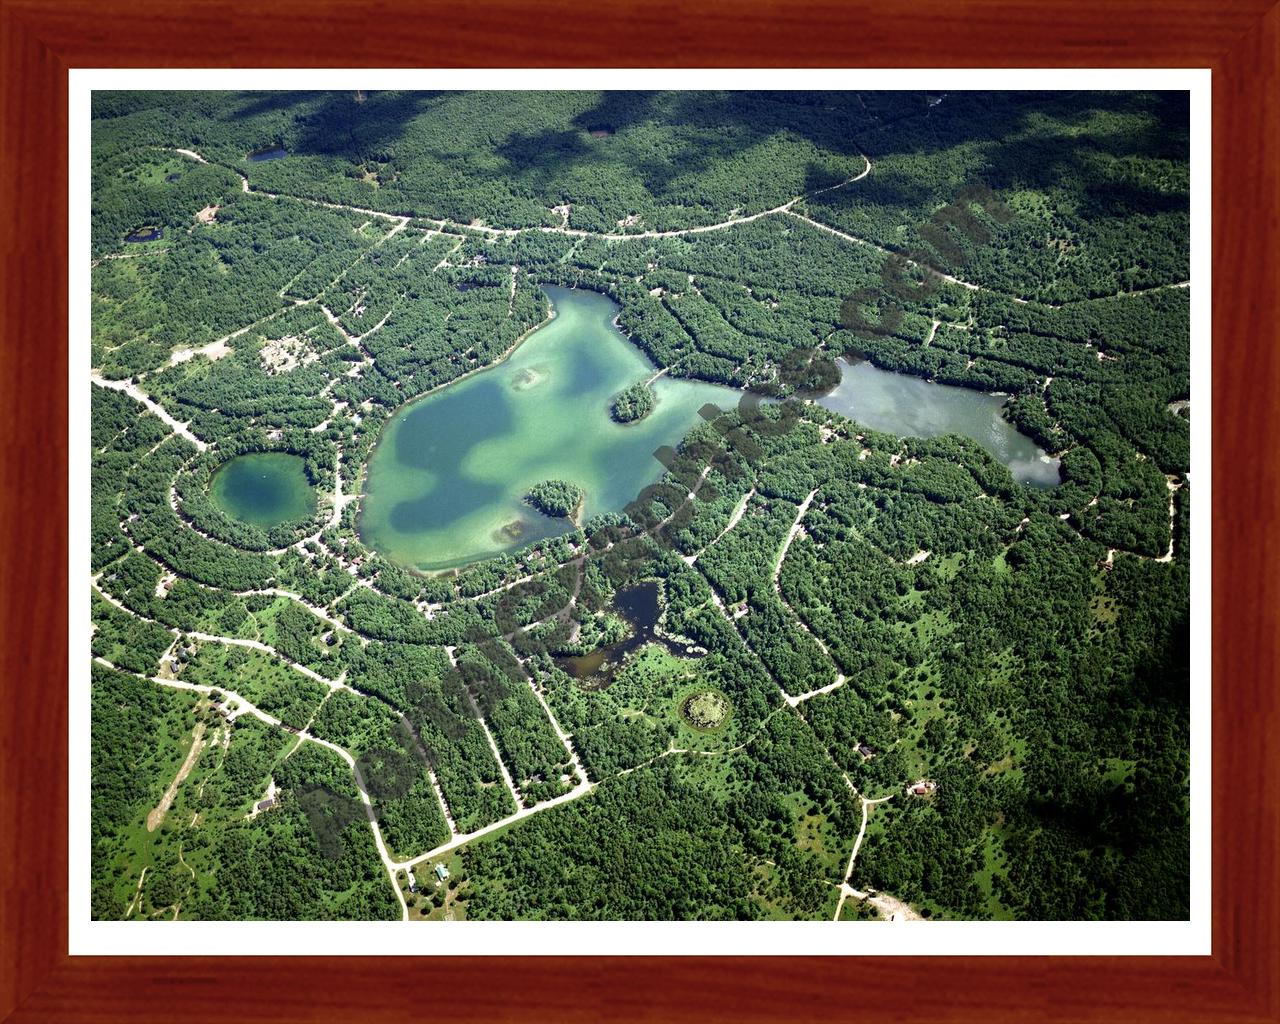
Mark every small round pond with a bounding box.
[209,452,316,529]
[247,147,289,162]
[125,226,164,243]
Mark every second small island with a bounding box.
[524,479,585,521]
[610,381,655,423]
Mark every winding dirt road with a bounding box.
[90,373,207,451]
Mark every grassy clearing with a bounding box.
[183,641,328,729]
[972,822,1015,920]
[406,851,471,921]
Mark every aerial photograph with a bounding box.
[89,89,1190,923]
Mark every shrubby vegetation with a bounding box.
[91,592,174,674]
[92,91,872,234]
[201,738,399,920]
[454,645,578,805]
[90,662,397,921]
[464,711,857,920]
[805,92,1189,305]
[184,643,326,729]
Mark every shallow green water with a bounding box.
[360,287,740,570]
[209,452,316,528]
[818,358,1061,487]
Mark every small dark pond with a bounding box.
[556,580,701,687]
[165,173,181,183]
[247,147,289,162]
[125,226,163,243]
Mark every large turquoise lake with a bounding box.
[360,287,739,570]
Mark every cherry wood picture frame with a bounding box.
[2,1,1276,1020]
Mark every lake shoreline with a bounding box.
[354,283,666,563]
[357,286,738,573]
[353,298,558,576]
[820,355,1063,488]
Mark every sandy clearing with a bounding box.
[851,886,924,922]
[260,334,319,374]
[147,721,206,832]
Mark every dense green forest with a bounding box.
[611,380,656,422]
[525,479,585,519]
[90,89,1191,923]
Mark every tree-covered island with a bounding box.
[524,480,585,520]
[610,381,656,423]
